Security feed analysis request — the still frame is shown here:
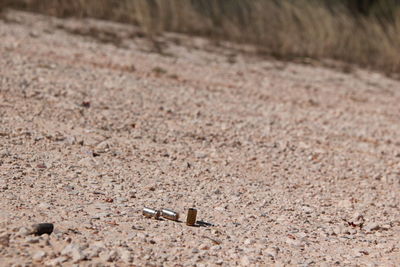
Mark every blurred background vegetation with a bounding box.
[1,0,400,75]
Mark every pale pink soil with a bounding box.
[0,10,399,267]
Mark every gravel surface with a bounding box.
[0,10,399,267]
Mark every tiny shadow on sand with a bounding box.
[195,220,215,227]
[170,220,215,227]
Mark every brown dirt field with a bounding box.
[0,10,399,267]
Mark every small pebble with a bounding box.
[240,256,251,265]
[120,249,133,263]
[17,227,31,237]
[0,232,10,247]
[286,237,303,247]
[302,205,314,214]
[364,223,380,232]
[265,247,279,259]
[32,223,54,236]
[244,239,255,245]
[72,248,86,263]
[32,251,47,262]
[99,250,119,262]
[348,228,357,235]
[215,259,224,265]
[350,213,365,227]
[44,256,68,267]
[38,202,52,209]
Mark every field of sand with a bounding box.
[0,10,399,266]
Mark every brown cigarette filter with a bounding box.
[186,208,197,226]
[161,209,179,221]
[143,207,161,219]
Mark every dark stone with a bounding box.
[32,223,54,236]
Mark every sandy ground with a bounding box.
[0,10,400,267]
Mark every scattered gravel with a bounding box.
[0,9,399,266]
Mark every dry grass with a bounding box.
[2,0,400,75]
